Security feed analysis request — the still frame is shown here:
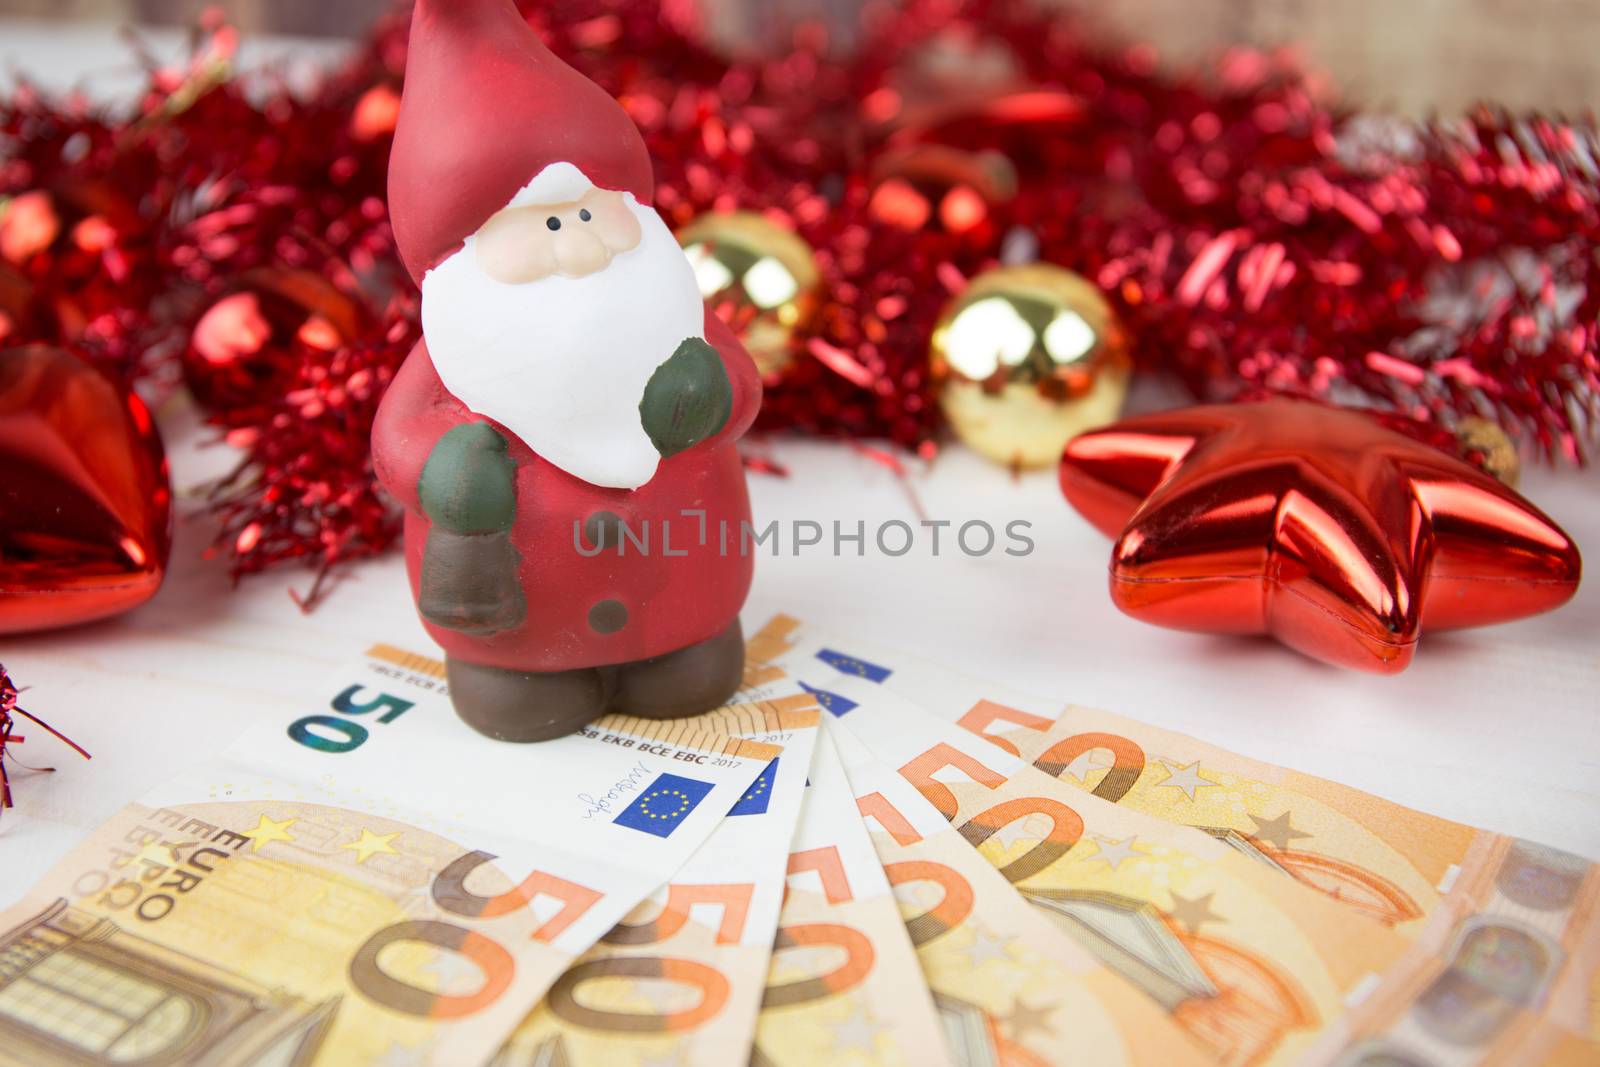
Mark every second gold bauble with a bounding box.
[678,212,820,380]
[931,264,1130,468]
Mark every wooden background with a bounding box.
[0,0,1596,115]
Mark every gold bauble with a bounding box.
[678,212,820,380]
[930,264,1130,468]
[1455,416,1522,487]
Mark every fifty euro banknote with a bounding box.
[750,723,953,1067]
[777,617,1600,1057]
[497,697,819,1066]
[758,621,1407,1067]
[823,718,1210,1067]
[0,645,779,1067]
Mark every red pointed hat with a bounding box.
[389,0,655,282]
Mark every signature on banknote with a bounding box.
[577,759,654,819]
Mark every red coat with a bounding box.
[372,310,761,672]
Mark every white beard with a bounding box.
[420,198,705,489]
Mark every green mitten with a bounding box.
[417,423,525,634]
[639,337,734,459]
[418,422,517,534]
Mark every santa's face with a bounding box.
[420,162,705,490]
[475,186,642,282]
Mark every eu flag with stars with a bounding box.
[614,773,715,837]
[729,759,777,816]
[800,681,858,717]
[815,648,892,683]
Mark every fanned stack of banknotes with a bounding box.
[1,616,1595,1067]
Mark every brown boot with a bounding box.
[611,619,746,720]
[446,657,607,742]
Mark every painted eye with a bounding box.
[546,217,561,231]
[579,209,592,222]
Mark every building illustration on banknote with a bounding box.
[1023,887,1310,1067]
[1201,825,1423,928]
[929,991,1006,1067]
[494,1035,572,1067]
[0,899,339,1066]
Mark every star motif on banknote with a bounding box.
[991,812,1044,849]
[1248,810,1313,851]
[418,947,489,996]
[135,841,181,869]
[828,1004,883,1055]
[240,813,297,852]
[1059,749,1103,784]
[772,943,841,984]
[1002,998,1057,1042]
[956,926,1015,967]
[1167,890,1222,934]
[1087,835,1141,871]
[1153,759,1217,802]
[342,828,402,863]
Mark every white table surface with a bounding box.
[3,20,1598,909]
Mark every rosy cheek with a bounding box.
[588,196,642,253]
[475,211,558,284]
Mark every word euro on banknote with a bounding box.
[749,723,953,1067]
[497,697,819,1067]
[769,617,1600,1058]
[0,645,779,1067]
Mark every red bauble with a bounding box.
[0,181,145,328]
[898,89,1087,179]
[1060,400,1582,673]
[868,144,1017,238]
[184,270,366,414]
[0,345,172,634]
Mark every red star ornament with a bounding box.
[1059,400,1582,673]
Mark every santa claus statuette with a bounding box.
[374,0,760,740]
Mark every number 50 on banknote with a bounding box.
[0,645,784,1067]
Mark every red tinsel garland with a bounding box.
[1,0,1596,594]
